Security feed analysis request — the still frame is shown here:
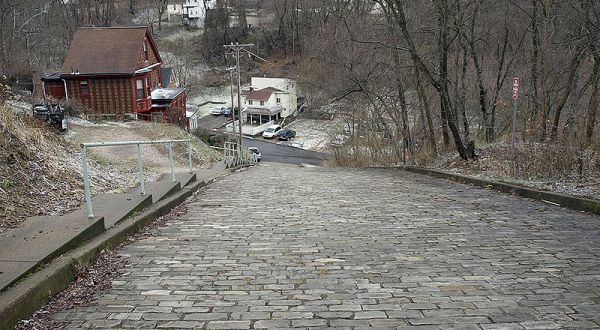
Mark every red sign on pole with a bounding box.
[512,77,519,100]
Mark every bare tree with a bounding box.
[155,0,168,30]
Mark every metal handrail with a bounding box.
[81,139,193,219]
[223,142,258,168]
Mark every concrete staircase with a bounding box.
[0,172,200,293]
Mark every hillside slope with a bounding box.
[0,107,219,234]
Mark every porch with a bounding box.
[225,105,284,136]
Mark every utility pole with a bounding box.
[226,66,236,137]
[224,42,253,152]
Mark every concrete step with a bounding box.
[73,193,153,229]
[174,172,197,188]
[0,214,105,292]
[126,172,196,204]
[0,171,210,293]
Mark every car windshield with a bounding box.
[266,128,274,133]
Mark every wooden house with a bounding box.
[42,27,186,121]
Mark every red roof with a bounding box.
[244,87,285,101]
[60,27,161,76]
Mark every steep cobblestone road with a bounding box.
[54,165,600,329]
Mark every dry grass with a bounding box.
[327,130,599,199]
[0,106,83,232]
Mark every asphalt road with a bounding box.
[243,137,329,166]
[195,114,329,166]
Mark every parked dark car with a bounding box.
[277,128,296,140]
[223,106,241,117]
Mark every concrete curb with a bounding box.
[0,168,234,330]
[397,166,600,215]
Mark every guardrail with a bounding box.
[81,139,193,219]
[222,142,258,168]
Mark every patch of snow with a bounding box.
[286,117,343,151]
[162,29,203,42]
[190,86,232,105]
[7,100,31,114]
[68,117,109,127]
[105,121,132,128]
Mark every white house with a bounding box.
[243,77,298,118]
[167,3,183,21]
[231,77,298,136]
[183,0,215,28]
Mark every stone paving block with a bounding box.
[480,323,524,330]
[354,311,387,319]
[156,320,205,328]
[272,311,314,319]
[292,318,327,327]
[206,320,251,329]
[183,312,228,321]
[142,313,180,321]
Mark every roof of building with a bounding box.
[151,87,186,100]
[243,105,284,116]
[41,73,61,81]
[242,87,286,101]
[60,27,161,76]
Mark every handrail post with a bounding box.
[188,141,193,173]
[81,146,94,219]
[137,143,145,195]
[168,142,175,182]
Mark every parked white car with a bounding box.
[211,107,224,116]
[262,124,282,139]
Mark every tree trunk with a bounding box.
[437,0,467,158]
[415,66,437,155]
[460,43,469,141]
[471,46,493,142]
[530,0,541,124]
[550,47,583,140]
[585,57,600,143]
[384,0,468,158]
[393,52,413,157]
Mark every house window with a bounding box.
[260,101,265,106]
[276,98,281,104]
[248,100,253,105]
[146,78,151,96]
[143,41,149,61]
[80,80,89,96]
[136,79,144,99]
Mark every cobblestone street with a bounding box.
[54,165,600,329]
